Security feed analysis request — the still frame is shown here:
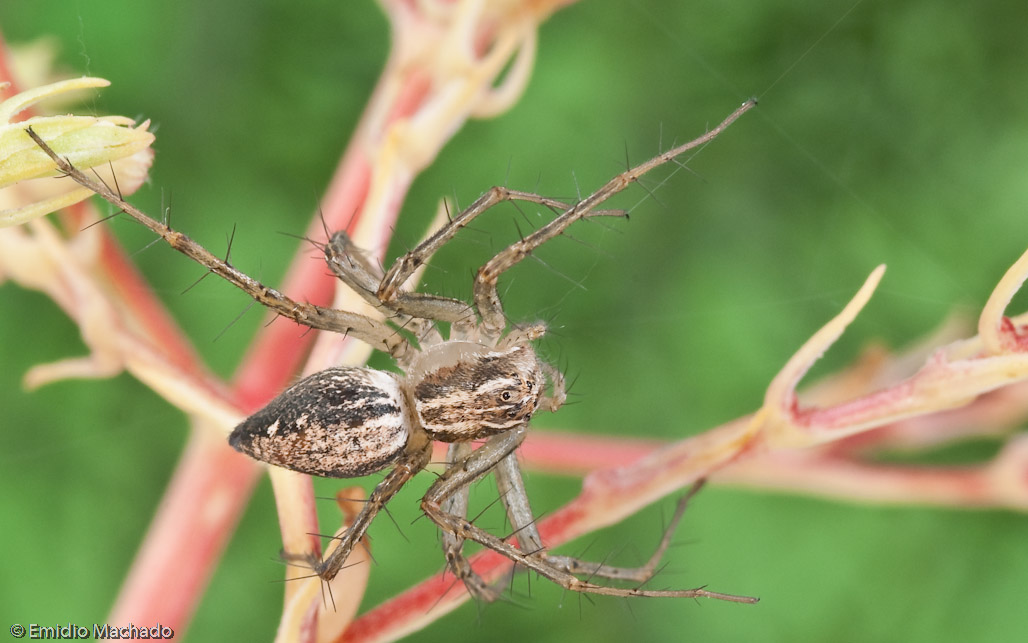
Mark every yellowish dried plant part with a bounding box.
[0,76,154,227]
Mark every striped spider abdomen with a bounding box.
[229,368,409,477]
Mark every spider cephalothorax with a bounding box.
[410,343,544,440]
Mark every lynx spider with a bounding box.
[27,99,757,604]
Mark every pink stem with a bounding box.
[108,432,259,628]
[715,453,1000,507]
[514,432,663,476]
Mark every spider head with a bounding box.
[412,343,544,442]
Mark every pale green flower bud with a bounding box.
[0,77,154,227]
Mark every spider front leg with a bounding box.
[375,188,623,333]
[472,100,758,338]
[491,438,696,587]
[542,482,707,584]
[25,130,414,360]
[421,426,527,596]
[432,447,565,602]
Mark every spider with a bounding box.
[26,99,757,604]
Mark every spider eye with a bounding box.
[501,391,512,401]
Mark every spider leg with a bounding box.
[299,433,433,582]
[434,356,566,600]
[377,189,594,301]
[437,443,503,601]
[422,426,756,603]
[26,129,413,360]
[421,426,527,598]
[324,231,441,355]
[541,485,699,583]
[450,451,546,598]
[493,453,694,586]
[472,201,622,339]
[529,481,708,584]
[472,100,758,338]
[327,230,471,327]
[493,450,544,556]
[491,371,691,586]
[375,189,622,332]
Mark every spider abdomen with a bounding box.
[229,367,409,477]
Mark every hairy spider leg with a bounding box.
[429,341,566,598]
[421,425,527,593]
[497,469,708,585]
[432,447,540,602]
[375,188,625,337]
[438,366,701,599]
[24,128,413,360]
[436,442,502,599]
[301,432,433,582]
[325,231,442,356]
[473,100,757,339]
[422,427,757,603]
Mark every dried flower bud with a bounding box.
[0,76,154,227]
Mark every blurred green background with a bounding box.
[2,0,1027,641]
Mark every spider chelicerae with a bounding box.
[27,99,757,604]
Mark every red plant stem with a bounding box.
[517,382,1028,476]
[231,155,372,410]
[339,545,515,642]
[108,431,258,627]
[513,431,664,476]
